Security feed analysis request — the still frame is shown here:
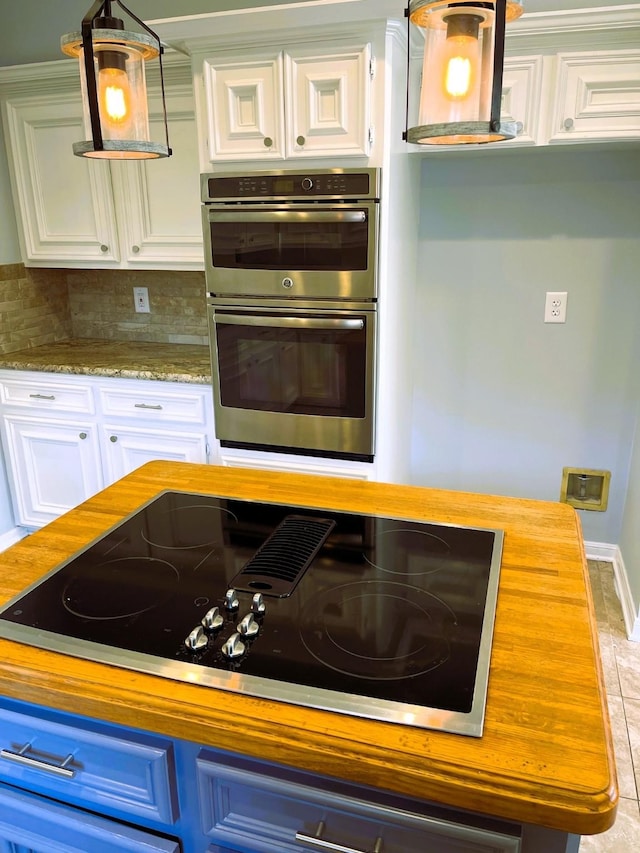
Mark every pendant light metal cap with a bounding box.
[409,0,524,27]
[60,28,160,61]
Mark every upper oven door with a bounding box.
[202,202,379,300]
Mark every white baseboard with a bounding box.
[585,540,640,642]
[0,526,28,553]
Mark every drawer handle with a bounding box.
[29,393,55,401]
[134,403,163,410]
[296,821,383,853]
[1,742,76,778]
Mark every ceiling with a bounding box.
[0,1,635,68]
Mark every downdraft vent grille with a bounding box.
[231,515,335,598]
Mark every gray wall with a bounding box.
[621,409,640,611]
[410,147,640,549]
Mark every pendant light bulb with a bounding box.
[442,13,482,101]
[96,47,132,135]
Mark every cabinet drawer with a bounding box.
[99,384,208,424]
[197,751,521,853]
[0,377,94,414]
[0,783,180,853]
[0,704,177,826]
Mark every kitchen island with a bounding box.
[0,461,617,852]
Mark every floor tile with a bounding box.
[613,638,640,701]
[578,796,640,851]
[607,695,638,800]
[623,698,640,799]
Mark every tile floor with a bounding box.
[578,561,640,851]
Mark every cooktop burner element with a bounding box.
[0,490,504,736]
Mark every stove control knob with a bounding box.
[221,632,246,660]
[202,606,224,631]
[185,625,208,652]
[237,613,259,638]
[251,592,266,615]
[224,588,239,610]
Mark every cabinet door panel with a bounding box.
[102,425,208,484]
[3,92,119,266]
[112,85,203,268]
[2,415,103,527]
[284,45,371,157]
[0,782,179,853]
[203,54,285,160]
[551,50,640,141]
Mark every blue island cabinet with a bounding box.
[0,696,581,853]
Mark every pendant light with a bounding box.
[61,0,171,159]
[405,0,523,145]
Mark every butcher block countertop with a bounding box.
[0,462,617,836]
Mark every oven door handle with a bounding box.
[214,314,364,330]
[207,210,366,223]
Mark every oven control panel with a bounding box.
[202,168,379,201]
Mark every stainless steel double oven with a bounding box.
[202,168,380,461]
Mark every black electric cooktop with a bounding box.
[0,491,504,736]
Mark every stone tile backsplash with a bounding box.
[0,265,72,355]
[67,269,208,345]
[0,264,208,354]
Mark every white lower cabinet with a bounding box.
[102,425,210,483]
[0,371,214,529]
[2,414,103,528]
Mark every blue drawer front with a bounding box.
[0,782,180,852]
[0,703,177,826]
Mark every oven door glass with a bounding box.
[207,207,372,272]
[213,310,368,417]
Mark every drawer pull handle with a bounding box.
[134,403,163,410]
[1,743,76,778]
[29,393,55,401]
[296,821,383,853]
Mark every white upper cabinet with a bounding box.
[0,58,203,270]
[548,50,640,144]
[200,42,373,164]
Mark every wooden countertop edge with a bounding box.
[0,650,617,836]
[0,462,619,836]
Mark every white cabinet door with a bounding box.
[2,89,120,266]
[200,43,372,163]
[2,415,103,528]
[284,44,372,158]
[2,62,203,270]
[549,49,640,142]
[109,83,204,268]
[101,425,209,484]
[202,53,285,160]
[500,55,545,146]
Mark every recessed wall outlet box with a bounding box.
[560,468,611,511]
[544,291,567,323]
[133,286,150,313]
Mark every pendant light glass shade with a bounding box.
[406,0,518,145]
[61,1,171,159]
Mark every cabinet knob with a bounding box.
[132,245,140,253]
[110,435,118,443]
[100,244,109,253]
[563,117,574,130]
[79,432,87,440]
[296,135,306,146]
[263,136,273,148]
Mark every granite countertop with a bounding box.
[0,339,212,384]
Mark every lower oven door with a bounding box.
[209,301,376,460]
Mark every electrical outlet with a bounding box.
[544,291,567,323]
[133,286,150,313]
